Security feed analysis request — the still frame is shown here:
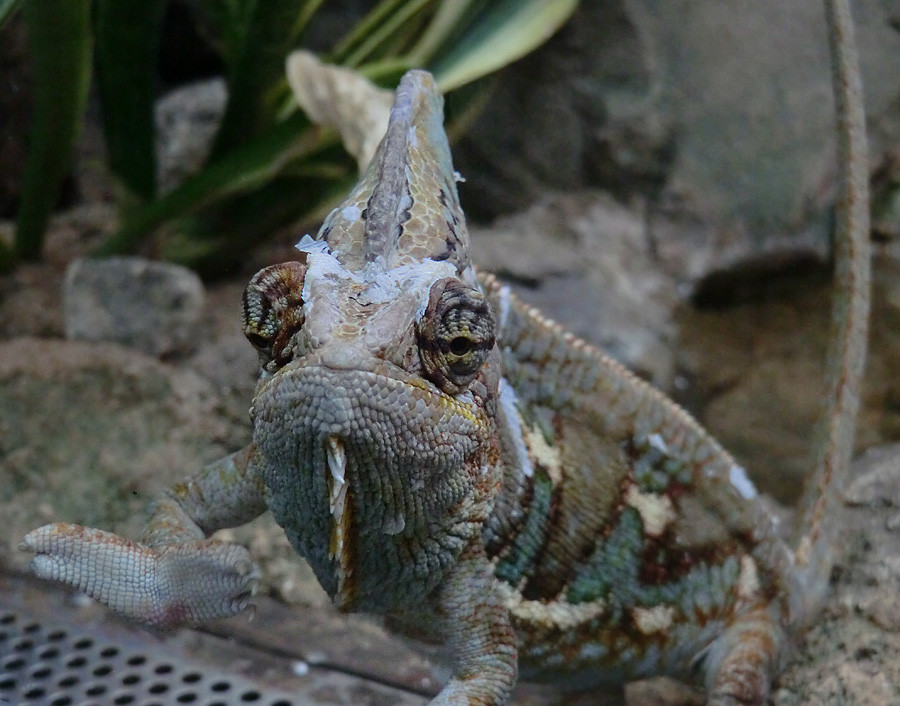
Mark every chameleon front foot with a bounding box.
[21,523,260,630]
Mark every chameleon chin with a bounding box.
[21,1,870,704]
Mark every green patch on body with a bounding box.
[495,467,554,587]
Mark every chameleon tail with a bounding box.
[790,0,870,625]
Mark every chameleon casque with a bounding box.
[21,1,870,704]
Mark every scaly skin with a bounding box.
[22,2,869,704]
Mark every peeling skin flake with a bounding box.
[295,234,329,254]
[729,464,757,500]
[298,238,457,321]
[327,436,347,517]
[648,433,668,454]
[497,285,512,332]
[498,379,534,478]
[326,435,352,602]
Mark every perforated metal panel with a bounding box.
[0,604,299,706]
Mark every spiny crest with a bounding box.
[315,70,472,275]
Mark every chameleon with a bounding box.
[20,1,870,704]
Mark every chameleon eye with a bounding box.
[242,262,307,371]
[417,278,496,394]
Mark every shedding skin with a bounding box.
[21,4,869,704]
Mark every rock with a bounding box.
[0,332,306,608]
[473,191,679,387]
[0,337,249,568]
[668,250,900,505]
[155,78,226,193]
[456,0,900,283]
[63,256,205,357]
[873,150,900,243]
[844,443,900,507]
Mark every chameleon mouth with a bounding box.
[326,435,354,606]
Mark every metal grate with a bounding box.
[0,607,298,706]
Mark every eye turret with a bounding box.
[416,278,496,394]
[242,262,307,371]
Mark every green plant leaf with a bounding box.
[330,0,407,64]
[95,112,322,256]
[95,0,167,204]
[0,240,13,274]
[0,0,23,32]
[78,0,582,274]
[201,0,256,68]
[158,168,354,273]
[341,0,431,68]
[288,0,326,45]
[210,0,315,159]
[430,0,579,91]
[15,0,92,261]
[405,0,475,65]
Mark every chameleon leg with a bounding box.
[702,605,782,706]
[428,541,518,706]
[20,445,267,630]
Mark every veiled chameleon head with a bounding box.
[238,70,502,610]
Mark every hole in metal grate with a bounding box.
[14,638,35,651]
[65,655,88,668]
[0,605,301,705]
[84,683,107,696]
[39,646,61,660]
[3,655,26,670]
[29,663,54,679]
